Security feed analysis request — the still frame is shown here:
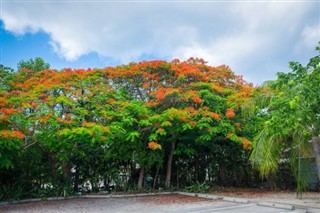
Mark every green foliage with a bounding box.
[0,64,14,74]
[0,58,261,200]
[0,64,14,91]
[251,43,320,193]
[0,183,26,201]
[17,57,50,72]
[183,182,210,193]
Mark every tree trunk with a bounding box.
[219,164,227,186]
[311,136,320,181]
[165,140,176,188]
[266,173,277,190]
[62,161,72,184]
[176,166,179,189]
[138,167,144,188]
[48,152,57,182]
[153,167,159,189]
[195,157,199,183]
[74,165,79,192]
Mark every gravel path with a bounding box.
[1,191,319,212]
[214,189,320,208]
[0,194,237,213]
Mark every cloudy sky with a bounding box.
[1,0,319,85]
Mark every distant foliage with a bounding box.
[17,57,50,72]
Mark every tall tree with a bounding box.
[251,44,320,192]
[105,58,257,187]
[1,58,258,197]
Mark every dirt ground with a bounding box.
[0,190,319,212]
[212,187,320,208]
[0,194,234,213]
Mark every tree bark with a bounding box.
[266,173,277,190]
[47,152,57,182]
[74,165,79,192]
[311,136,320,181]
[176,166,180,189]
[138,166,144,188]
[165,140,176,188]
[62,161,72,185]
[153,167,159,189]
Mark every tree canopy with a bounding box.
[0,57,262,200]
[2,51,319,201]
[251,44,320,192]
[17,57,50,72]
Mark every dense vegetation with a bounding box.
[251,45,320,193]
[0,47,319,201]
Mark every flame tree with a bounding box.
[0,58,259,199]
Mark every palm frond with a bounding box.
[250,127,283,177]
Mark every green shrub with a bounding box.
[183,182,210,193]
[0,184,26,201]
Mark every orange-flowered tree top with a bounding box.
[1,58,258,172]
[97,58,259,187]
[100,58,257,150]
[0,67,127,169]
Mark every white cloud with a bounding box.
[301,25,320,48]
[2,1,319,84]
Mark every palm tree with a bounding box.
[250,44,320,193]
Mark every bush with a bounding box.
[0,184,26,201]
[183,182,210,193]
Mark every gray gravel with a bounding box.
[0,195,236,213]
[1,193,317,213]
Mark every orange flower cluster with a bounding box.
[152,88,181,102]
[226,133,232,139]
[0,108,16,115]
[40,93,47,99]
[179,116,188,122]
[148,60,166,68]
[189,121,197,126]
[235,122,241,130]
[56,117,73,124]
[156,128,165,134]
[0,130,25,139]
[192,96,202,104]
[204,112,221,120]
[211,83,223,93]
[0,115,9,122]
[142,82,150,89]
[38,114,53,122]
[156,89,165,101]
[242,139,251,150]
[163,121,171,126]
[172,62,206,82]
[148,141,162,150]
[0,97,7,107]
[226,108,235,118]
[82,121,99,127]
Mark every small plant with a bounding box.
[183,182,210,193]
[0,184,26,201]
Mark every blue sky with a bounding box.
[1,0,319,85]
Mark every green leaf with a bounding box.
[125,131,140,142]
[182,123,193,131]
[148,133,158,141]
